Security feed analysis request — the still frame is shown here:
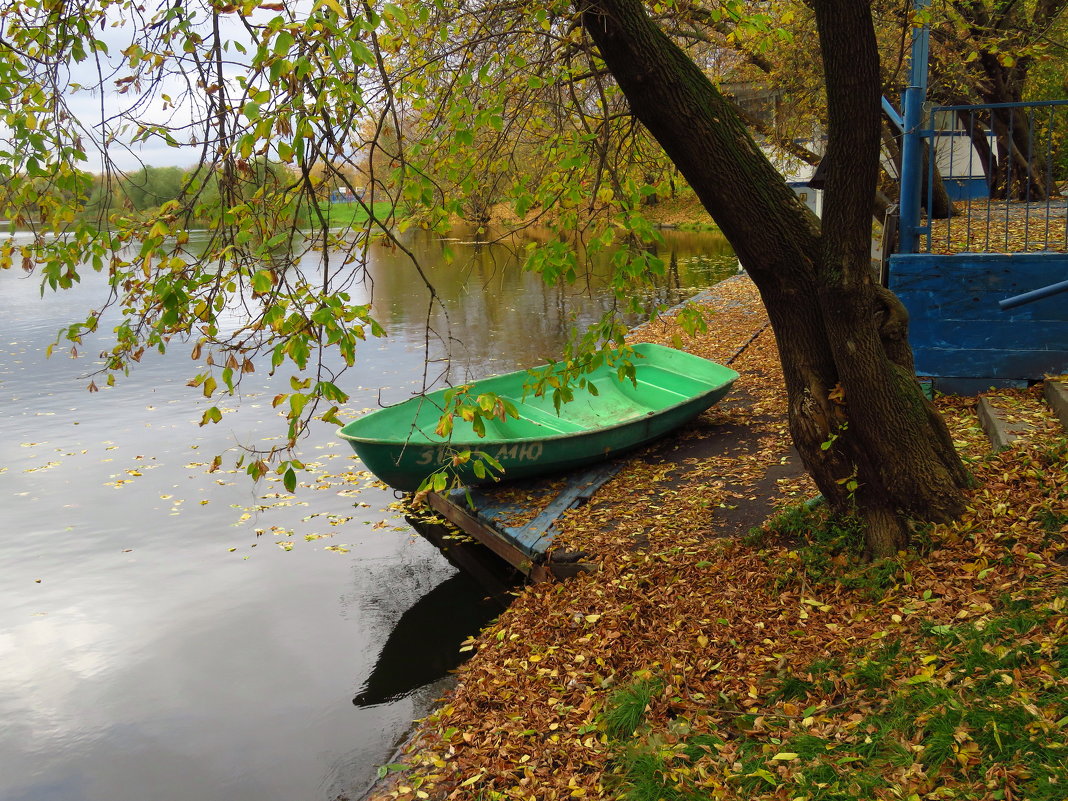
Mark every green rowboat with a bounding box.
[337,343,739,491]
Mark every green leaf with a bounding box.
[289,392,308,417]
[746,768,778,786]
[350,39,375,65]
[251,270,274,293]
[273,30,295,56]
[199,406,223,426]
[480,452,503,472]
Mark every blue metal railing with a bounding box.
[915,99,1068,254]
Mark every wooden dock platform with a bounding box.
[425,461,621,582]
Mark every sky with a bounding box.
[58,2,288,174]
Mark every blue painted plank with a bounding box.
[891,253,1068,293]
[908,318,1068,350]
[442,461,623,559]
[501,462,622,556]
[899,291,1068,322]
[942,178,990,201]
[914,348,1068,380]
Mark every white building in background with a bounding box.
[762,145,825,218]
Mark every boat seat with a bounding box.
[610,367,711,407]
[492,397,587,436]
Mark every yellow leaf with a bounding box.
[459,773,485,787]
[315,0,346,16]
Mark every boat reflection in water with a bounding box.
[352,514,519,708]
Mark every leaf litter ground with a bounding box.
[362,276,1068,801]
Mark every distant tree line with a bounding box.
[12,160,365,229]
[84,165,186,218]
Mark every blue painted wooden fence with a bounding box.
[889,252,1068,393]
[892,57,1068,392]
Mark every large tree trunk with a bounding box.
[579,0,971,557]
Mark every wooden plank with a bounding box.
[914,347,1068,380]
[896,289,1068,322]
[440,462,623,559]
[890,253,1068,293]
[427,492,536,575]
[423,495,595,583]
[908,318,1068,350]
[404,513,520,596]
[501,462,623,556]
[426,463,620,582]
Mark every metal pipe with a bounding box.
[898,0,932,254]
[882,96,904,131]
[999,279,1068,310]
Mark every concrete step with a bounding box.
[978,395,1036,450]
[977,383,1067,450]
[1044,380,1068,433]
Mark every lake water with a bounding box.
[0,226,734,801]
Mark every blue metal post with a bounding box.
[898,0,931,254]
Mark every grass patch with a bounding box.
[315,200,396,228]
[607,604,1068,801]
[673,221,721,232]
[757,502,908,599]
[600,676,665,741]
[603,442,1068,800]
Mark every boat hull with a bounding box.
[338,343,738,491]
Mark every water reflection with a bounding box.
[0,225,734,801]
[362,226,737,383]
[352,572,510,708]
[351,508,525,709]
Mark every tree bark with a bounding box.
[578,0,971,557]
